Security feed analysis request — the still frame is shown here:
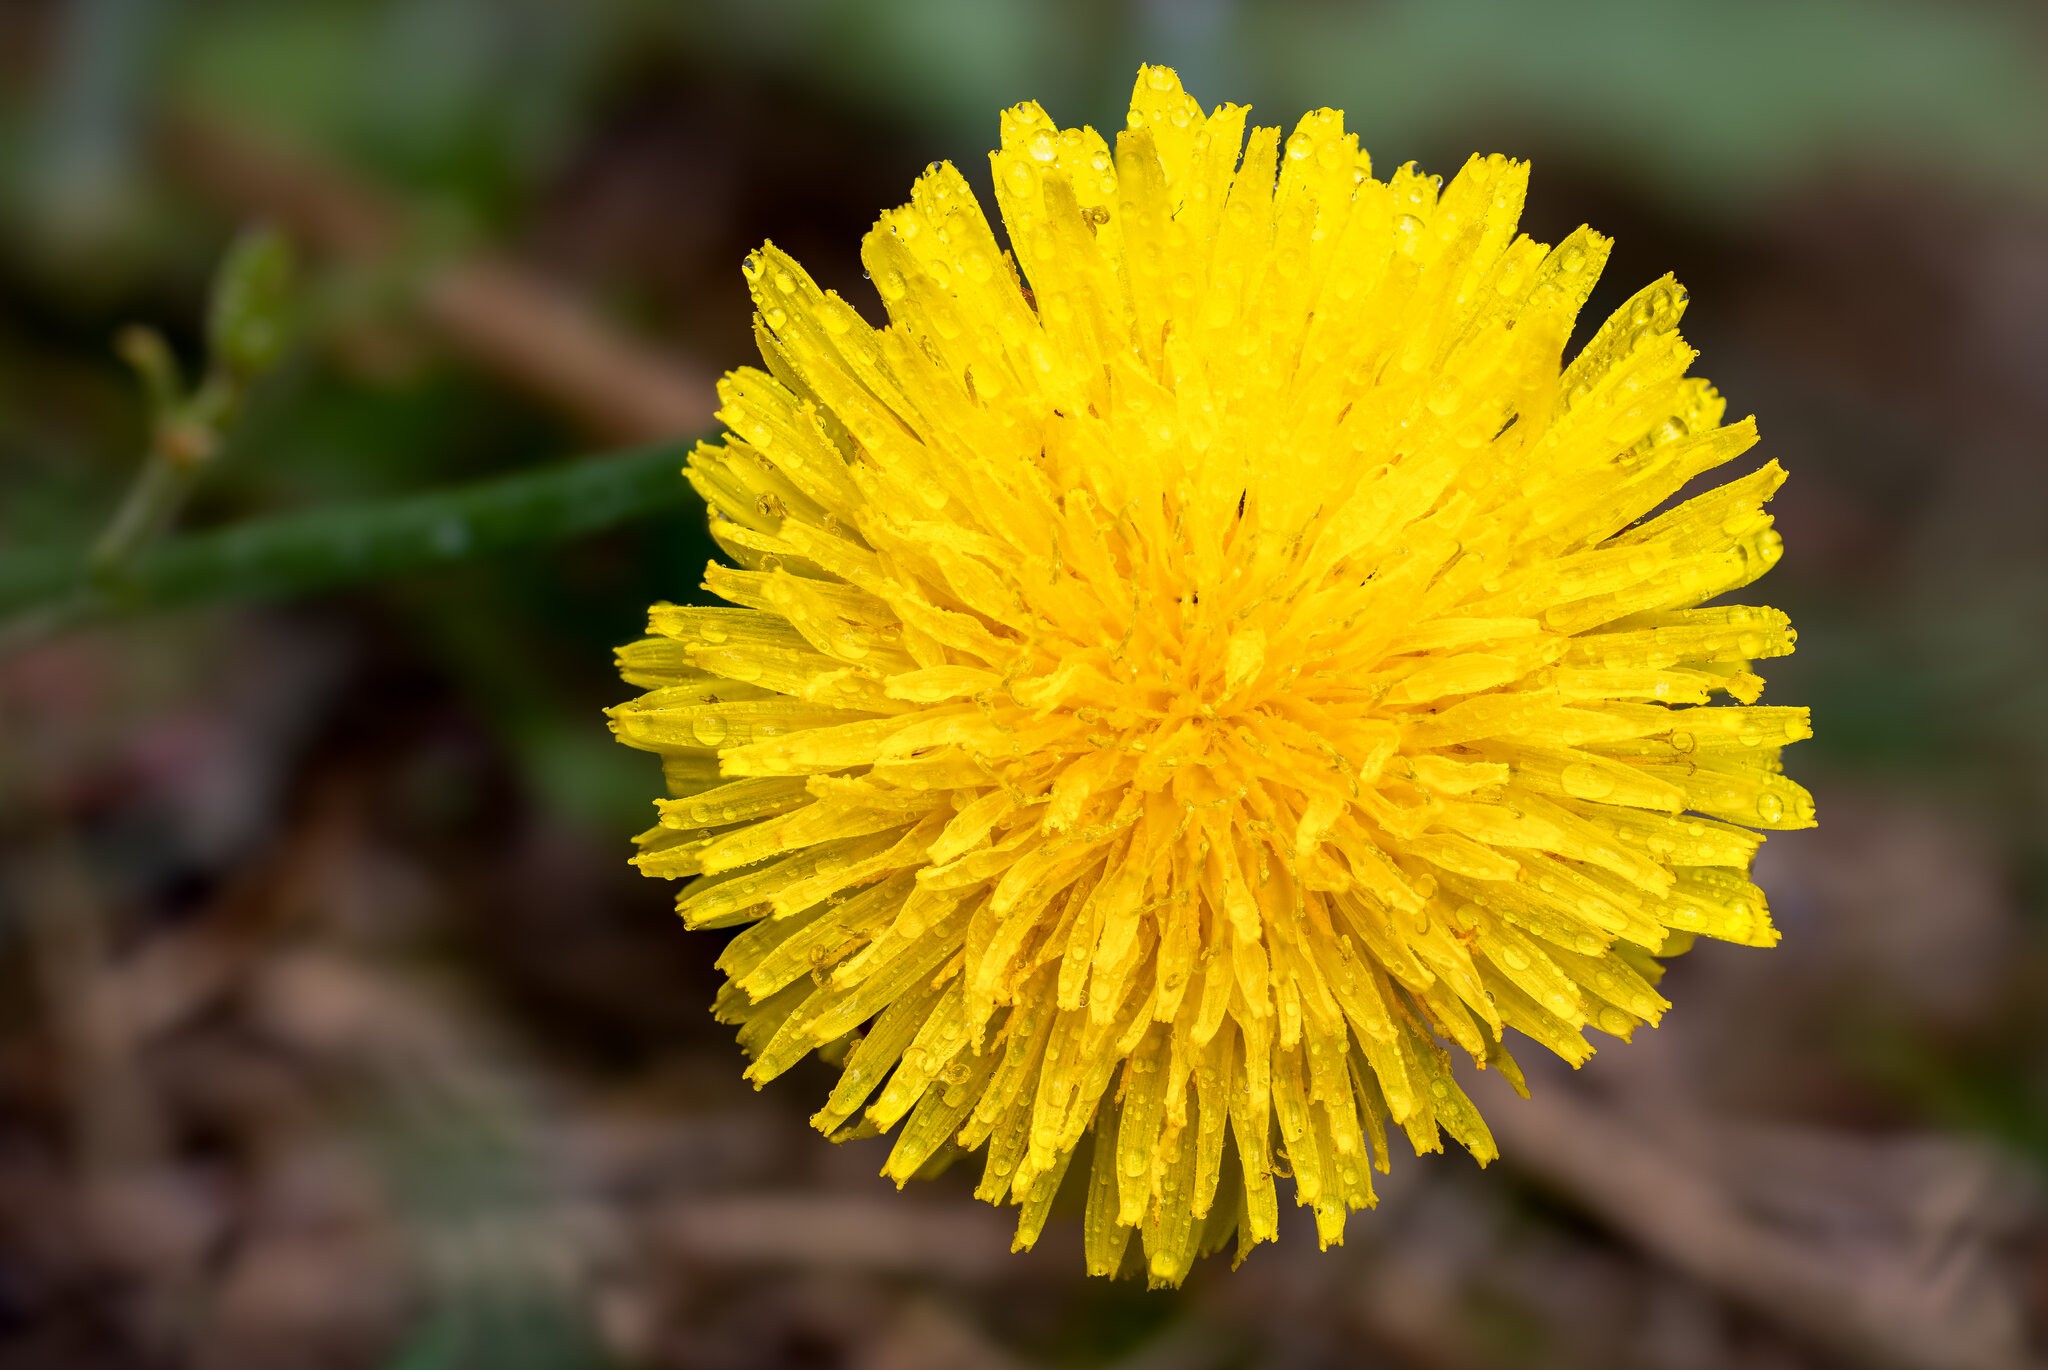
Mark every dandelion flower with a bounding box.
[610,65,1813,1285]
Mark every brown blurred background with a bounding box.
[2,2,2047,1367]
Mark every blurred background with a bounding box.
[2,1,2047,1367]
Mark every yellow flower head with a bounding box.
[611,65,1813,1285]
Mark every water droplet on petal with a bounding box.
[1561,763,1615,800]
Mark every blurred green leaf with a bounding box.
[1244,0,2048,211]
[689,0,2048,212]
[0,439,700,636]
[167,0,620,219]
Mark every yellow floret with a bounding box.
[610,63,1812,1286]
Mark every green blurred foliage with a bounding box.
[135,0,2048,221]
[678,0,2048,209]
[167,0,618,222]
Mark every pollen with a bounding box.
[609,64,1813,1286]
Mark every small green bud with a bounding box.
[206,224,295,381]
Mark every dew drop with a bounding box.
[1560,763,1615,801]
[1756,792,1785,823]
[691,714,729,747]
[1651,417,1690,446]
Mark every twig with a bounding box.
[1479,1075,2042,1370]
[7,813,226,1358]
[247,952,598,1345]
[17,823,162,1183]
[159,113,718,445]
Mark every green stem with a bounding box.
[88,447,188,572]
[89,324,200,573]
[0,439,701,648]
